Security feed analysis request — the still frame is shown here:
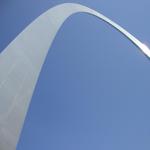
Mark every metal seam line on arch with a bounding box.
[0,3,150,150]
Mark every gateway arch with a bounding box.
[0,3,150,150]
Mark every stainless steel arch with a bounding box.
[0,3,149,150]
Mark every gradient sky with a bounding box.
[1,0,150,150]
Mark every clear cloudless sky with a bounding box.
[0,0,150,150]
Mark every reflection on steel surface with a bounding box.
[0,3,149,150]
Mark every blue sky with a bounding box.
[1,0,150,150]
